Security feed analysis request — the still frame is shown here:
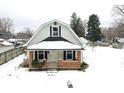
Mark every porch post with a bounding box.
[77,51,81,62]
[29,51,33,69]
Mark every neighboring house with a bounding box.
[0,40,13,46]
[8,39,27,46]
[117,38,124,44]
[0,40,14,54]
[25,19,83,70]
[0,31,12,39]
[0,38,5,42]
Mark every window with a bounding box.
[50,26,61,37]
[38,51,47,60]
[63,51,76,60]
[38,51,44,60]
[67,51,73,59]
[52,26,59,36]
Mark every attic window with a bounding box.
[50,26,61,37]
[52,26,59,37]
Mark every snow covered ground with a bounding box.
[0,46,124,93]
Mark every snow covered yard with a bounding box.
[0,46,124,93]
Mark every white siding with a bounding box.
[27,20,82,47]
[28,25,50,46]
[61,25,82,46]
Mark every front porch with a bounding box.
[27,41,83,70]
[28,50,82,70]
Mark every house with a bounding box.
[117,38,124,44]
[25,19,84,70]
[0,31,12,39]
[0,40,13,46]
[8,39,27,47]
[0,38,5,42]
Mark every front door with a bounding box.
[48,50,58,62]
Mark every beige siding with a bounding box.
[57,50,63,60]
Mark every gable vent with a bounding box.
[54,21,57,25]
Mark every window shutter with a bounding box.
[45,51,47,59]
[63,51,66,60]
[73,51,76,60]
[35,51,37,60]
[50,26,52,37]
[59,26,61,36]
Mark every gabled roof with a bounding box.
[118,38,124,43]
[25,19,83,47]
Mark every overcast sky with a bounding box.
[0,0,122,33]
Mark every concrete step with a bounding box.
[47,69,58,73]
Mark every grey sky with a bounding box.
[0,0,121,33]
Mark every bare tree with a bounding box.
[112,5,124,38]
[16,27,33,39]
[16,32,27,39]
[0,17,14,32]
[24,27,33,39]
[102,27,117,42]
[113,5,124,17]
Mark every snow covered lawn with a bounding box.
[0,46,124,93]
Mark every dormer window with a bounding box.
[52,26,59,37]
[50,26,61,37]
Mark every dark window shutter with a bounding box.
[73,51,76,60]
[35,51,37,60]
[59,26,61,37]
[63,51,66,60]
[50,26,52,37]
[45,51,47,59]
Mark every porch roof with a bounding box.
[27,41,83,50]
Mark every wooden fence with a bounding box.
[0,47,25,65]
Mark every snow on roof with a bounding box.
[118,38,124,43]
[0,38,5,41]
[80,37,88,44]
[27,41,82,50]
[1,41,13,45]
[8,39,24,42]
[8,39,17,42]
